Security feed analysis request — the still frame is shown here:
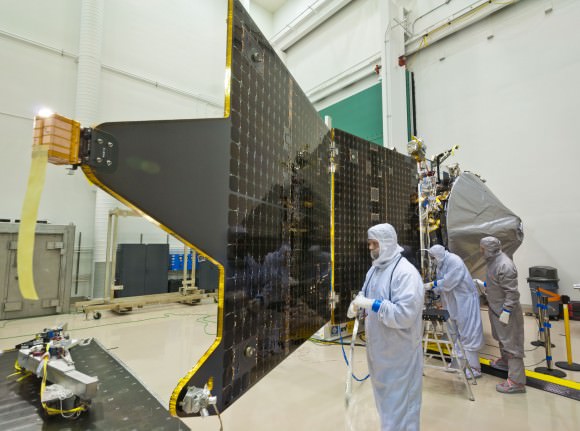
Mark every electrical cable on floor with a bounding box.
[196,315,217,335]
[308,338,366,347]
[0,312,216,341]
[525,359,546,368]
[339,326,369,382]
[212,404,224,431]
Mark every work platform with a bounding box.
[0,339,189,430]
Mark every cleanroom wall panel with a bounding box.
[409,0,580,303]
[272,0,313,36]
[319,83,383,145]
[0,0,233,297]
[0,21,95,253]
[406,0,486,36]
[249,2,274,39]
[101,0,228,107]
[284,0,381,95]
[0,0,80,53]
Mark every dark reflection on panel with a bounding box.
[333,130,419,321]
[223,1,331,409]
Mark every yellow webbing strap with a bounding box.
[8,359,32,381]
[17,144,50,300]
[40,349,86,416]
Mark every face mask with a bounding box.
[370,249,379,260]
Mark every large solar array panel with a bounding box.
[79,0,417,415]
[221,0,331,409]
[333,130,419,320]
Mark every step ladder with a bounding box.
[422,308,476,401]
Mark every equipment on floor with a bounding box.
[528,266,560,318]
[0,222,75,320]
[422,308,476,401]
[555,295,580,372]
[12,325,98,418]
[73,208,216,319]
[2,336,188,429]
[534,293,566,378]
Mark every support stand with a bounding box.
[534,295,566,378]
[556,296,580,372]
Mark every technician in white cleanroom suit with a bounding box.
[424,245,484,378]
[480,236,526,393]
[347,223,424,431]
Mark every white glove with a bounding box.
[473,279,487,295]
[347,300,357,319]
[353,295,376,311]
[424,282,433,290]
[499,309,511,325]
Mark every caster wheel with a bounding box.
[93,311,101,320]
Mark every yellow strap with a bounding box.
[39,351,86,416]
[7,358,31,380]
[17,145,50,300]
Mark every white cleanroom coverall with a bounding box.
[428,245,484,372]
[351,223,424,431]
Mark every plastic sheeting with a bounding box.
[446,172,523,279]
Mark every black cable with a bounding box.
[525,359,546,368]
[308,338,366,347]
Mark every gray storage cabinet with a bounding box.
[0,223,75,319]
[114,244,169,297]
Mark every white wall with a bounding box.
[249,2,274,39]
[272,0,314,36]
[0,0,228,297]
[405,0,480,35]
[0,0,95,271]
[284,0,381,94]
[408,0,580,303]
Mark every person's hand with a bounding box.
[499,309,511,324]
[424,282,433,291]
[353,295,375,311]
[347,299,358,319]
[473,279,487,295]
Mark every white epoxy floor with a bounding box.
[1,300,578,430]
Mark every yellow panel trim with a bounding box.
[81,164,225,416]
[83,0,234,416]
[223,0,233,118]
[329,128,335,323]
[330,170,335,323]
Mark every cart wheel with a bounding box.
[93,311,102,320]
